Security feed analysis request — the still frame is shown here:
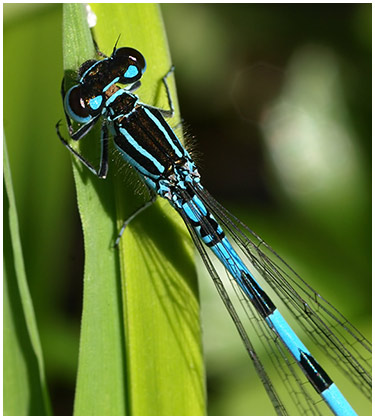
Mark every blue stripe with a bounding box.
[191,194,208,216]
[79,60,101,82]
[267,309,309,360]
[182,201,199,223]
[118,127,165,174]
[106,89,128,106]
[114,142,157,189]
[143,108,184,158]
[322,384,357,416]
[212,239,245,277]
[103,76,120,92]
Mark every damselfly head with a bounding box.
[64,47,147,124]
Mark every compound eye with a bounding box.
[64,85,92,123]
[114,47,146,83]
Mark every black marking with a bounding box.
[199,215,225,247]
[242,272,276,318]
[181,186,225,247]
[300,351,333,393]
[114,128,162,178]
[144,106,186,157]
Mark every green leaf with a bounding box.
[61,4,205,415]
[4,6,81,401]
[4,138,51,415]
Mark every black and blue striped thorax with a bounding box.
[64,46,201,209]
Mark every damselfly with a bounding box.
[57,42,371,415]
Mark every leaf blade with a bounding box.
[62,3,205,415]
[4,138,51,415]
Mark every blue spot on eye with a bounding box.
[124,65,138,79]
[89,95,102,110]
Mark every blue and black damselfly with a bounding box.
[56,42,371,416]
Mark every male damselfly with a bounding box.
[57,42,371,416]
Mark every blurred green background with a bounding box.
[4,3,371,415]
